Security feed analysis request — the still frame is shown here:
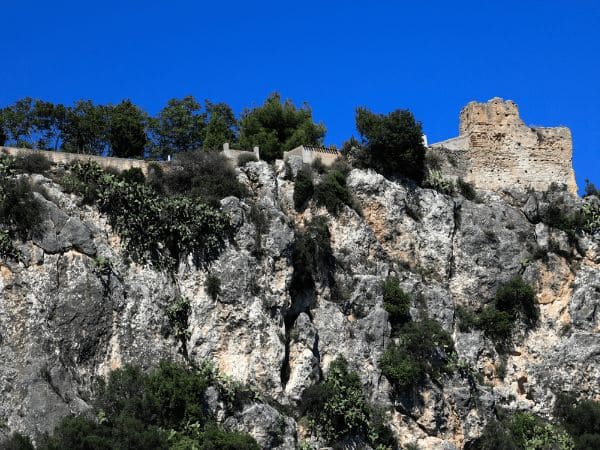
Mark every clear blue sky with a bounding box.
[1,1,598,191]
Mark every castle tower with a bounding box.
[431,98,577,194]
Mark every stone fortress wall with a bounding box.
[430,98,578,194]
[283,145,341,167]
[0,146,159,175]
[0,142,258,174]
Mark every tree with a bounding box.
[108,99,148,158]
[203,101,237,150]
[3,97,36,147]
[149,96,205,158]
[238,92,326,162]
[0,109,8,146]
[355,107,426,182]
[32,100,67,150]
[61,100,109,154]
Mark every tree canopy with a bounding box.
[354,107,426,181]
[149,95,206,158]
[238,92,326,161]
[203,101,237,150]
[108,99,148,158]
[61,100,109,154]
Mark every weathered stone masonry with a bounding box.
[430,98,578,194]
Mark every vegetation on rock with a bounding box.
[458,276,538,348]
[1,362,259,450]
[382,277,411,332]
[300,356,395,449]
[66,160,232,269]
[0,155,41,259]
[293,167,314,211]
[380,319,455,390]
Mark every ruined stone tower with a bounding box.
[430,98,577,194]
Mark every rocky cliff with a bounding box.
[0,160,599,449]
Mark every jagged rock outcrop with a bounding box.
[0,161,598,449]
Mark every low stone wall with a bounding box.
[0,146,158,175]
[283,145,341,167]
[222,143,259,166]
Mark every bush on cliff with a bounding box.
[471,411,574,450]
[457,276,538,348]
[380,319,455,391]
[555,394,600,449]
[0,158,42,259]
[31,361,260,450]
[382,277,411,332]
[293,167,314,211]
[14,152,52,174]
[161,150,248,206]
[300,356,395,448]
[291,216,334,293]
[67,161,231,269]
[314,169,356,216]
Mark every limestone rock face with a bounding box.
[431,98,578,194]
[0,164,598,449]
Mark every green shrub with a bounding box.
[14,152,52,174]
[314,169,354,216]
[300,356,393,448]
[472,413,574,450]
[248,202,270,257]
[0,433,35,450]
[455,306,478,332]
[423,169,454,195]
[471,420,519,450]
[164,151,248,205]
[293,167,314,211]
[508,412,574,450]
[167,297,191,348]
[581,202,600,235]
[584,179,599,197]
[556,395,600,448]
[206,273,221,300]
[0,229,21,260]
[120,167,146,184]
[311,157,327,174]
[543,203,584,234]
[476,306,513,343]
[382,277,411,332]
[495,276,538,327]
[194,425,261,450]
[237,152,258,166]
[0,177,41,240]
[457,277,537,348]
[380,319,455,390]
[291,216,334,293]
[457,178,478,201]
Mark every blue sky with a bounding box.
[1,1,598,191]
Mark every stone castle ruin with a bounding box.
[430,98,577,194]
